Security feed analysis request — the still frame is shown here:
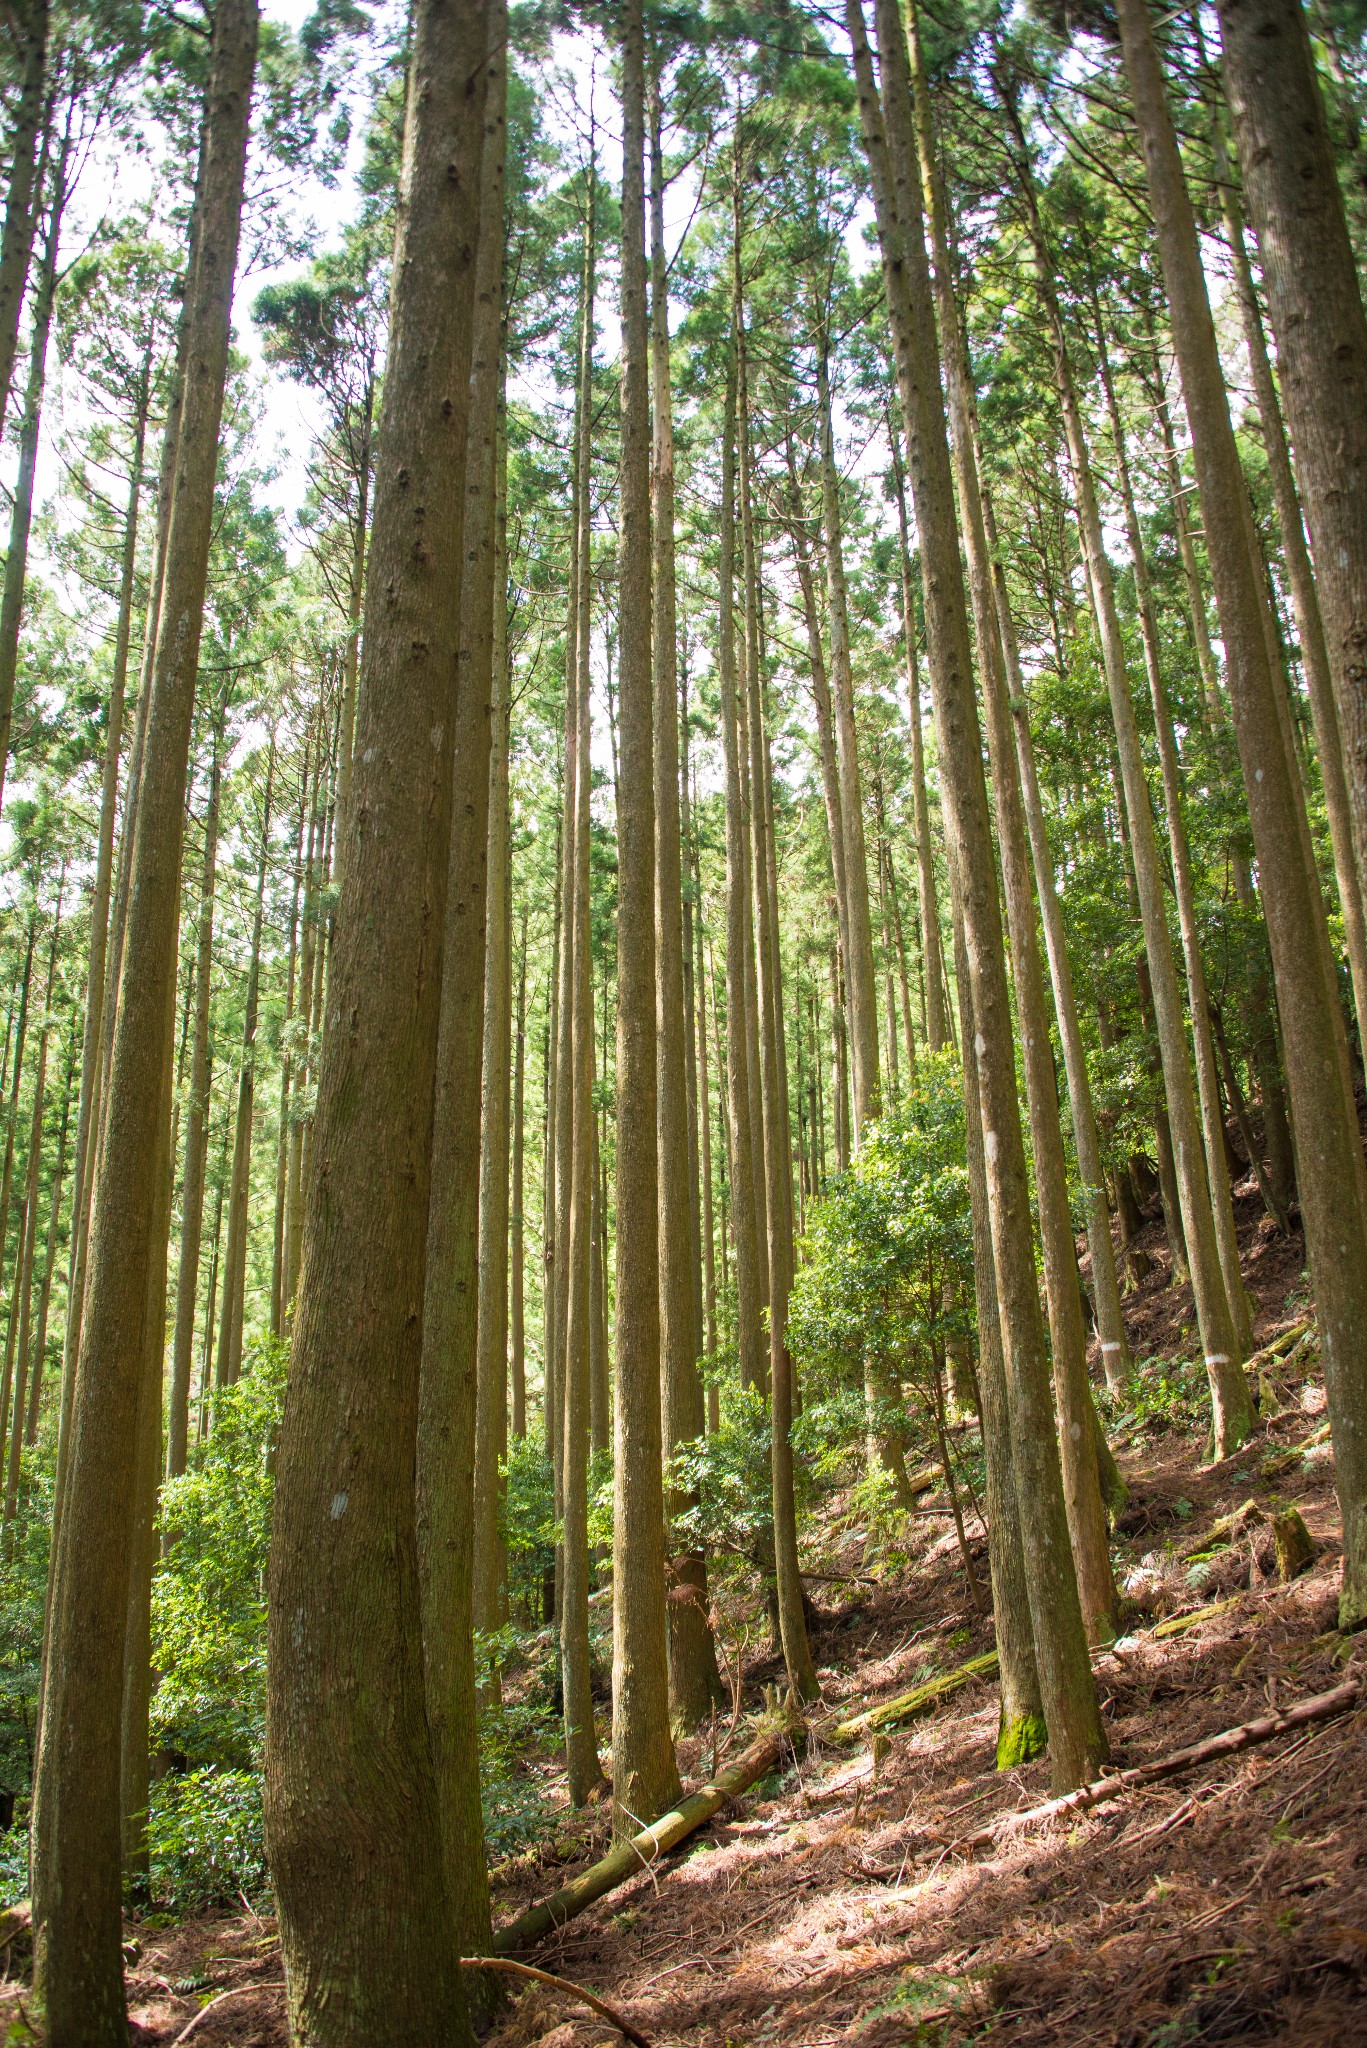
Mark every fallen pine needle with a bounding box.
[461,1955,653,2047]
[169,1982,286,2045]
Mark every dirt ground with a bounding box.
[11,1190,1367,2046]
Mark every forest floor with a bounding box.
[19,1180,1367,2046]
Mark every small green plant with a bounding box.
[147,1767,268,1912]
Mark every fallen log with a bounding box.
[493,1712,800,1953]
[462,1957,653,2047]
[953,1677,1362,1855]
[831,1652,999,1742]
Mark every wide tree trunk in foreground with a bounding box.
[1118,0,1367,1628]
[612,0,682,1839]
[413,5,506,1966]
[264,0,490,2036]
[30,2,258,2034]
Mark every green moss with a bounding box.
[996,1710,1047,1770]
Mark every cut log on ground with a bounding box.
[493,1712,801,1952]
[953,1677,1362,1854]
[462,1957,654,2047]
[831,1652,999,1741]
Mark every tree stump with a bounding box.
[1273,1507,1318,1583]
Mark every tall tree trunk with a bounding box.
[1207,102,1367,1053]
[853,0,1106,1789]
[167,744,222,1480]
[1215,0,1367,946]
[738,324,817,1700]
[62,355,150,1442]
[0,125,69,822]
[22,1008,72,1457]
[0,0,48,440]
[1089,299,1253,1353]
[3,912,59,1537]
[474,381,510,1668]
[1118,0,1367,1626]
[270,746,309,1340]
[31,3,259,2030]
[981,491,1131,1386]
[815,335,880,1130]
[410,4,505,1974]
[561,182,606,1804]
[719,356,765,1398]
[510,923,527,1441]
[650,60,723,1730]
[1001,83,1250,1453]
[892,452,949,1054]
[906,14,1116,1627]
[612,0,683,1838]
[216,737,275,1388]
[264,0,490,2035]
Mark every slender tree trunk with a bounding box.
[612,0,683,1837]
[1215,0,1367,944]
[511,927,527,1441]
[815,337,880,1131]
[561,191,606,1802]
[1001,86,1250,1452]
[854,0,1106,1788]
[1119,0,1367,1626]
[906,18,1115,1630]
[3,921,57,1537]
[474,385,511,1670]
[650,62,723,1730]
[892,455,949,1054]
[718,356,765,1399]
[1089,303,1253,1353]
[216,739,275,1387]
[948,852,1046,1766]
[62,360,150,1438]
[168,747,221,1480]
[0,127,68,822]
[32,4,259,2030]
[23,1011,73,1452]
[271,751,309,1340]
[0,0,48,441]
[1207,110,1367,1053]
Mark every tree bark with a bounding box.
[815,334,880,1131]
[411,4,506,1967]
[612,0,683,1838]
[216,737,275,1388]
[31,3,258,2031]
[853,0,1106,1789]
[1215,0,1367,944]
[1001,83,1250,1452]
[0,123,68,821]
[0,0,47,442]
[651,63,723,1731]
[263,0,488,2033]
[1119,0,1367,1625]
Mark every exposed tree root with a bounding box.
[462,1956,654,2047]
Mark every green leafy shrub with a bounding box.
[147,1767,268,1912]
[152,1337,286,1771]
